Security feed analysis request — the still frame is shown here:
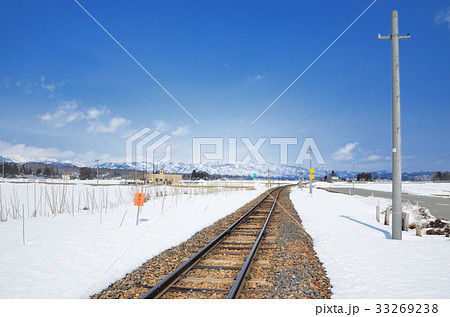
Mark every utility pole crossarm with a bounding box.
[377,34,391,40]
[378,33,410,40]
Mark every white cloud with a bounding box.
[0,140,75,162]
[41,101,127,133]
[72,151,125,165]
[41,101,113,129]
[153,120,170,132]
[172,125,190,136]
[247,74,264,82]
[0,140,127,165]
[15,78,33,94]
[435,6,450,29]
[86,106,107,119]
[333,142,359,161]
[40,100,83,127]
[39,76,65,93]
[41,82,56,92]
[3,77,11,88]
[88,117,130,133]
[40,101,79,127]
[365,154,381,161]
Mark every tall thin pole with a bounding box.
[298,163,301,188]
[142,150,147,188]
[352,163,355,189]
[95,159,99,185]
[309,146,312,194]
[378,10,410,240]
[1,156,4,182]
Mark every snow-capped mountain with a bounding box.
[2,154,374,179]
[96,161,342,179]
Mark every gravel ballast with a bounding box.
[92,187,331,299]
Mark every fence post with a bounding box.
[385,208,390,226]
[402,212,409,231]
[376,205,380,222]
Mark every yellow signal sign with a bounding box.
[309,168,315,174]
[309,174,315,180]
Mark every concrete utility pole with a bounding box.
[352,163,355,189]
[309,146,312,194]
[1,156,4,182]
[298,163,301,188]
[378,10,410,240]
[95,159,99,185]
[145,150,148,184]
[135,164,137,185]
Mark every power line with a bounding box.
[251,0,379,124]
[409,0,446,32]
[318,0,408,142]
[403,153,450,171]
[322,0,442,147]
[73,0,200,124]
[318,41,378,141]
[328,61,390,142]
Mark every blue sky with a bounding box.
[0,0,449,171]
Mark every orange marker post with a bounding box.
[134,193,145,225]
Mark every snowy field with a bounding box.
[0,180,266,298]
[0,179,270,222]
[317,181,450,198]
[290,187,450,299]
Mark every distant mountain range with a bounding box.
[2,155,434,180]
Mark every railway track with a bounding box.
[141,186,287,299]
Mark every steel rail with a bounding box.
[227,187,283,298]
[140,186,281,299]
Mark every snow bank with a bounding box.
[290,187,450,299]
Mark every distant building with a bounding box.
[145,170,182,185]
[330,176,339,182]
[61,174,71,181]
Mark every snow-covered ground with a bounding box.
[0,182,266,298]
[0,179,268,222]
[317,181,450,198]
[290,187,450,299]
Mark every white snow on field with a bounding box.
[317,181,450,198]
[290,187,450,299]
[0,181,266,298]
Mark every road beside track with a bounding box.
[321,187,450,220]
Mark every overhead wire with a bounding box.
[318,0,409,143]
[321,0,447,146]
[251,0,379,124]
[73,0,200,124]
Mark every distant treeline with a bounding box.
[432,171,450,182]
[0,162,147,180]
[191,169,211,180]
[0,162,55,177]
[356,172,373,181]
